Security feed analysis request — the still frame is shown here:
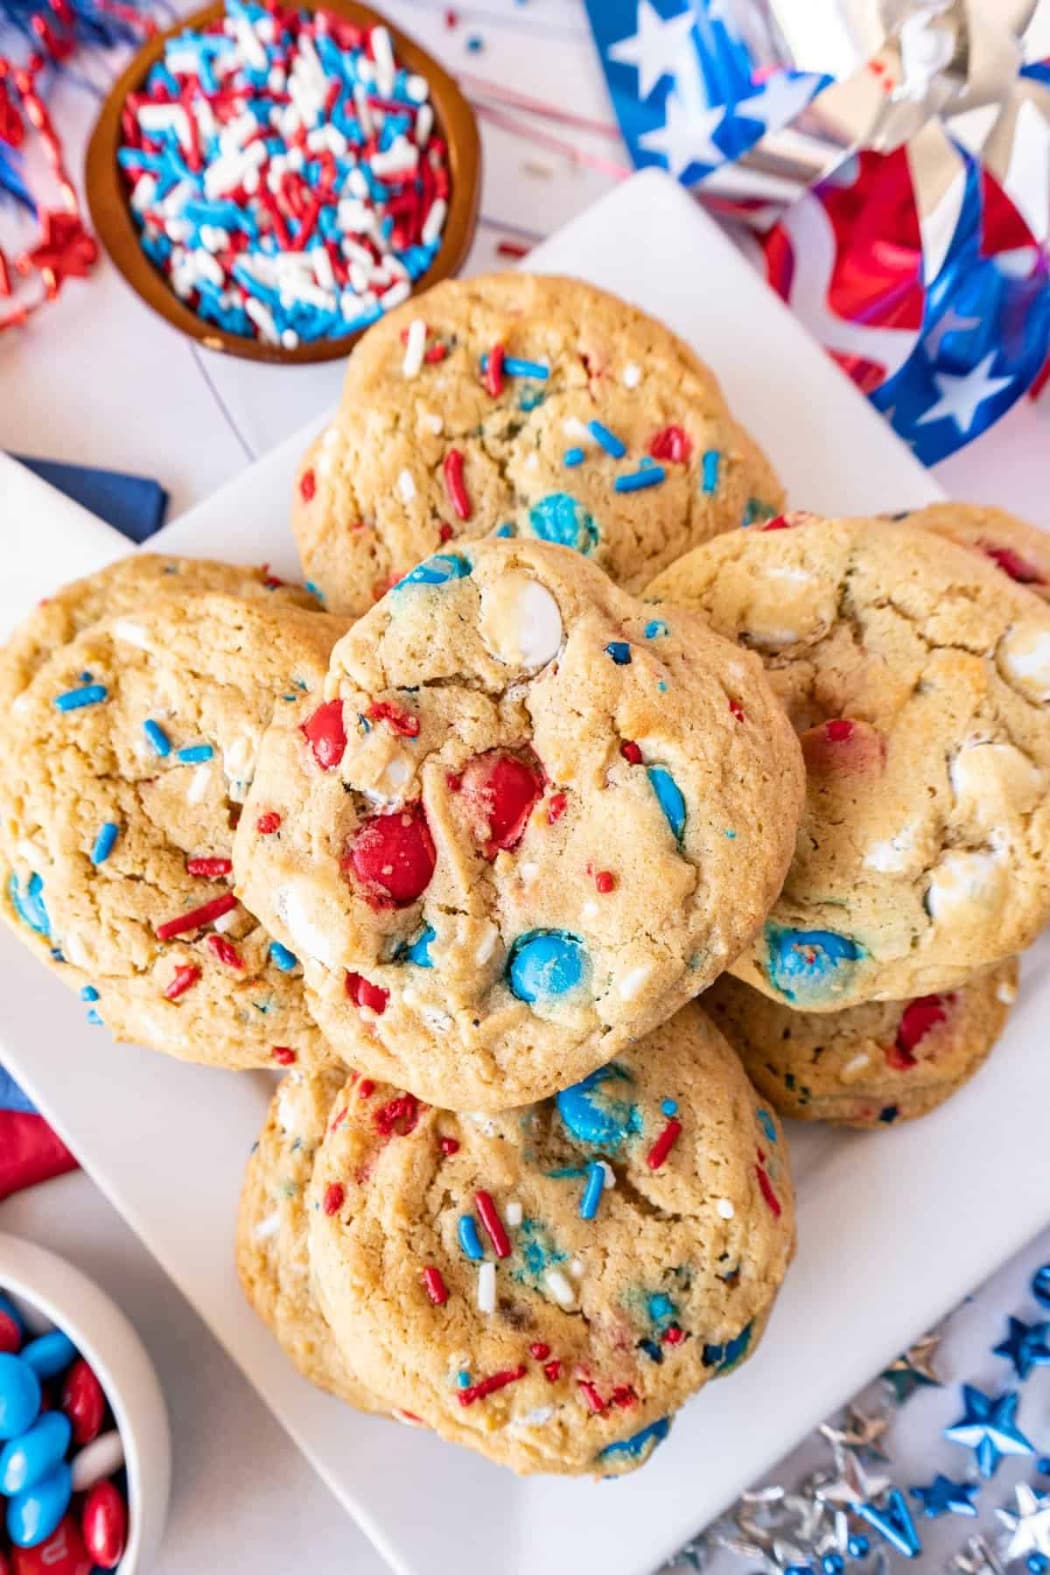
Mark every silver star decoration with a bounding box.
[819,1406,891,1464]
[882,1331,944,1403]
[997,1484,1050,1564]
[815,1449,891,1512]
[949,1535,1005,1575]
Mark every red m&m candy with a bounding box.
[10,1513,92,1575]
[60,1360,105,1448]
[457,751,543,859]
[81,1480,127,1570]
[344,804,436,907]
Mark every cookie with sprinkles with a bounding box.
[0,591,348,1070]
[905,503,1050,603]
[234,538,804,1108]
[307,1001,795,1476]
[0,553,319,707]
[237,1065,388,1413]
[648,516,1050,1008]
[292,271,784,615]
[705,958,1018,1127]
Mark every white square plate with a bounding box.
[3,170,1049,1575]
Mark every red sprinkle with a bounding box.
[543,1360,562,1382]
[163,964,201,1000]
[459,750,544,858]
[345,805,436,907]
[345,972,389,1015]
[374,1093,421,1137]
[594,870,615,894]
[457,1364,527,1407]
[729,699,745,722]
[301,699,347,770]
[299,468,316,502]
[185,856,233,878]
[980,541,1046,586]
[619,740,642,764]
[271,1046,297,1066]
[256,811,282,834]
[358,1079,375,1098]
[422,1266,449,1305]
[755,1162,782,1218]
[577,1379,606,1413]
[529,1342,551,1360]
[547,790,568,824]
[156,892,237,942]
[367,700,420,737]
[443,448,471,521]
[206,933,243,969]
[892,993,951,1065]
[824,718,856,742]
[323,1182,345,1215]
[662,1325,685,1346]
[440,1136,460,1156]
[438,522,454,543]
[612,1384,638,1406]
[648,425,692,464]
[646,1117,682,1171]
[485,342,505,398]
[474,1190,511,1258]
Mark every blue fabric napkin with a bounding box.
[12,454,169,542]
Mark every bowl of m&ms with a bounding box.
[85,0,480,363]
[0,1235,170,1574]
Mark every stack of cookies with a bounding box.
[2,272,1048,1481]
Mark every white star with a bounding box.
[638,88,725,177]
[607,0,697,101]
[998,1485,1050,1564]
[732,72,822,136]
[923,305,980,360]
[916,350,1013,435]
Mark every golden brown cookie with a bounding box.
[906,503,1050,603]
[307,1003,795,1476]
[705,958,1018,1127]
[293,272,784,615]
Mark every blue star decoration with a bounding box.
[856,1488,922,1558]
[994,1316,1050,1381]
[910,1476,980,1519]
[944,1385,1034,1478]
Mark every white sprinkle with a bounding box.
[518,861,539,887]
[618,964,653,1001]
[581,900,599,920]
[212,906,239,934]
[544,1268,576,1308]
[397,468,417,503]
[561,416,591,441]
[422,411,444,435]
[474,922,500,965]
[405,73,429,104]
[322,425,340,450]
[467,1111,500,1138]
[381,279,412,310]
[997,978,1018,1005]
[370,138,419,180]
[599,1161,616,1191]
[421,197,448,247]
[477,1261,496,1314]
[504,1200,523,1227]
[842,1052,872,1077]
[622,362,642,388]
[516,1406,554,1428]
[569,1257,584,1279]
[281,329,300,351]
[414,102,434,147]
[253,1211,280,1241]
[111,619,151,650]
[716,1198,735,1219]
[371,24,396,96]
[186,764,212,805]
[402,317,427,379]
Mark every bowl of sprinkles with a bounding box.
[86,0,480,362]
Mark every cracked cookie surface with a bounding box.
[292,272,784,616]
[0,591,347,1069]
[648,516,1050,1007]
[705,957,1018,1127]
[307,1002,795,1476]
[906,503,1050,604]
[234,538,804,1109]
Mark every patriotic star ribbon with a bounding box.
[585,0,1050,463]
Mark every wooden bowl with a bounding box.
[85,0,481,364]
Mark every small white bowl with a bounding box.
[0,1232,171,1573]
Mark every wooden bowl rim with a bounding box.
[85,0,481,364]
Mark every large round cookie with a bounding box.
[0,592,347,1070]
[237,1066,386,1412]
[0,552,318,705]
[906,503,1050,603]
[234,538,804,1109]
[307,1003,795,1477]
[292,272,784,616]
[648,516,1050,1008]
[705,958,1018,1127]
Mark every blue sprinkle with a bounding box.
[519,387,545,412]
[757,1108,777,1143]
[702,1322,753,1372]
[508,930,587,1004]
[661,1098,678,1118]
[143,719,172,757]
[404,924,435,968]
[701,449,721,494]
[176,744,214,764]
[86,1009,103,1026]
[556,1064,640,1152]
[90,822,120,866]
[80,986,99,1002]
[457,1215,484,1261]
[648,1292,675,1326]
[466,33,483,51]
[765,925,863,1003]
[644,620,669,639]
[597,1417,670,1467]
[504,356,549,381]
[647,765,686,843]
[527,493,599,554]
[563,447,585,468]
[305,581,326,602]
[269,941,299,972]
[53,683,107,712]
[579,1161,606,1221]
[638,1339,663,1364]
[615,466,666,493]
[8,872,50,938]
[396,553,472,588]
[743,498,778,528]
[725,829,737,839]
[494,524,515,538]
[588,419,626,459]
[605,641,631,665]
[456,1370,472,1388]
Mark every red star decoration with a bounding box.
[19,211,98,297]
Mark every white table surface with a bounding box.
[2,4,1049,1573]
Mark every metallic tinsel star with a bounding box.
[819,1407,891,1464]
[993,1317,1050,1382]
[910,1475,980,1519]
[944,1386,1034,1479]
[997,1484,1050,1564]
[815,1450,891,1512]
[949,1535,1006,1575]
[881,1331,943,1404]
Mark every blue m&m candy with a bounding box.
[556,1064,639,1152]
[0,1354,41,1441]
[6,1459,72,1548]
[0,1411,71,1495]
[507,930,586,1004]
[21,1331,76,1381]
